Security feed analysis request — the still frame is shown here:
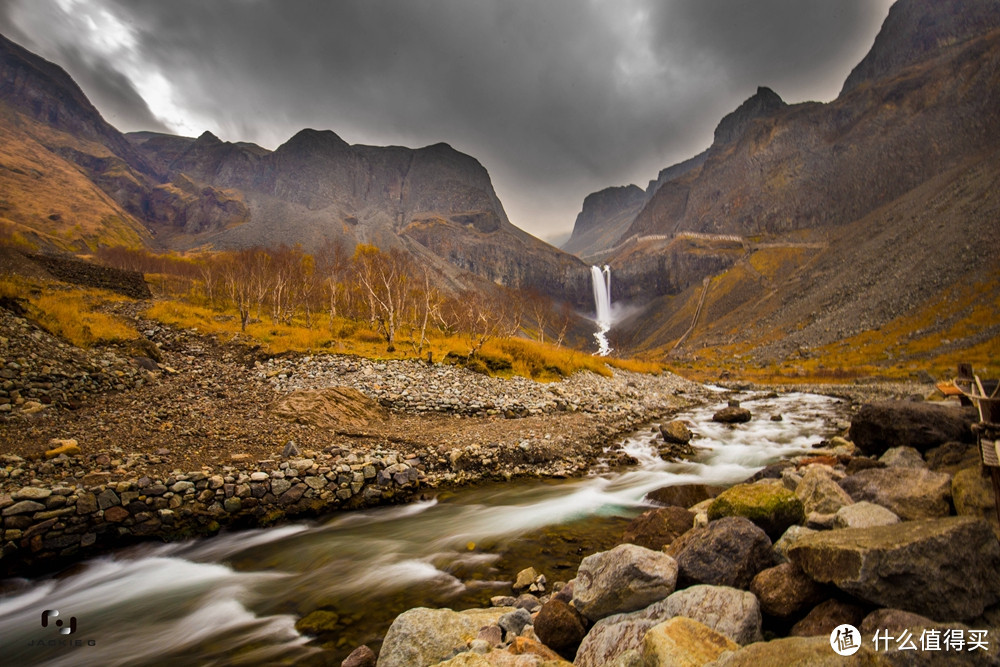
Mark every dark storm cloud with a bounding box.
[0,1,170,133]
[0,0,893,239]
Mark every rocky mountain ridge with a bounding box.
[0,32,592,305]
[565,0,1000,366]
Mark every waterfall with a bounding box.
[590,265,612,356]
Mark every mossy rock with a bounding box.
[708,483,805,539]
[296,609,340,635]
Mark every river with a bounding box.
[0,391,846,666]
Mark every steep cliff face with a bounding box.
[841,0,1000,94]
[626,5,1000,242]
[607,0,1000,359]
[561,185,645,258]
[1,32,586,301]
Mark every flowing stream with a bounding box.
[0,391,846,666]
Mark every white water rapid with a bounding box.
[0,391,845,666]
[590,264,612,356]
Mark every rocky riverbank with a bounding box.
[0,306,708,576]
[360,398,1000,667]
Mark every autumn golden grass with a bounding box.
[0,275,137,348]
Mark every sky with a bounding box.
[0,0,894,243]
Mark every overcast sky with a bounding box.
[0,0,894,242]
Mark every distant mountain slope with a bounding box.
[0,32,591,304]
[605,0,1000,369]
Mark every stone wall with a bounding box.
[0,447,423,576]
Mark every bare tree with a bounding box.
[352,244,414,351]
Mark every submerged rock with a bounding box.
[712,405,752,424]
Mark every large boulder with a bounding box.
[849,401,974,456]
[377,606,514,667]
[750,562,826,619]
[795,468,855,516]
[707,482,805,539]
[641,617,739,666]
[833,501,900,529]
[572,605,670,667]
[711,636,879,666]
[621,506,695,550]
[645,484,722,509]
[787,517,1000,621]
[660,585,762,645]
[772,525,817,563]
[952,466,1000,537]
[571,544,678,621]
[532,599,586,661]
[838,467,952,520]
[666,516,776,589]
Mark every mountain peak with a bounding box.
[841,0,1000,95]
[195,130,222,144]
[712,86,786,146]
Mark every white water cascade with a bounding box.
[590,264,612,356]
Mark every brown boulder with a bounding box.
[750,562,826,618]
[666,516,776,589]
[532,599,587,660]
[789,599,867,637]
[621,506,695,550]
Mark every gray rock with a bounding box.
[839,467,952,520]
[667,516,775,589]
[772,525,817,563]
[795,467,854,515]
[880,446,927,468]
[377,606,513,667]
[788,516,1000,621]
[12,486,52,501]
[170,481,194,494]
[1,500,45,516]
[660,584,762,644]
[573,604,671,667]
[497,608,532,639]
[96,489,120,509]
[572,543,678,621]
[833,501,900,529]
